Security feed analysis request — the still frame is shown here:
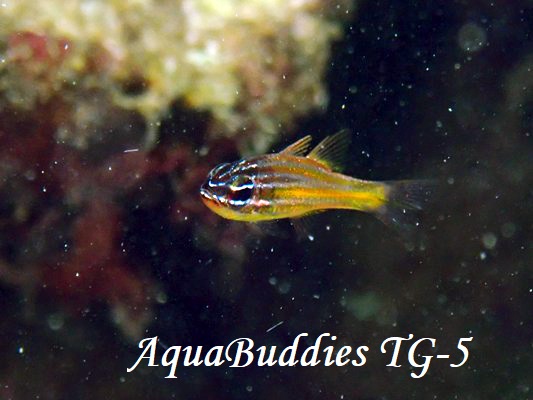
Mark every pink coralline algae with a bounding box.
[0,93,246,338]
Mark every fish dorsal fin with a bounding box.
[306,129,352,172]
[279,135,312,156]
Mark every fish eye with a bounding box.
[227,175,254,206]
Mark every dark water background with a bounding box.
[1,1,531,399]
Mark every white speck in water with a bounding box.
[75,272,80,277]
[268,276,277,286]
[266,321,284,333]
[479,252,487,260]
[246,386,253,393]
[42,186,47,193]
[308,234,315,241]
[325,225,331,231]
[18,347,24,354]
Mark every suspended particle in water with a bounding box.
[47,313,65,331]
[278,280,291,294]
[501,222,516,238]
[481,232,497,249]
[155,291,168,304]
[458,22,487,52]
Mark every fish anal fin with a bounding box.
[307,129,352,172]
[279,135,312,156]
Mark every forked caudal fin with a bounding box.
[375,179,435,240]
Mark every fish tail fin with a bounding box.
[374,179,435,240]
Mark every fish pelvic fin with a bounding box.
[307,129,352,172]
[279,135,313,156]
[289,211,324,242]
[375,179,435,241]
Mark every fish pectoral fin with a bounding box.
[307,129,352,172]
[279,135,313,156]
[252,221,289,238]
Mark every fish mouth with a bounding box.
[200,186,219,205]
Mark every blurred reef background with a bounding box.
[0,0,531,399]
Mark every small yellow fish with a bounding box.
[200,130,431,229]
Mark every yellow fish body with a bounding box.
[200,131,430,228]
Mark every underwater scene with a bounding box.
[0,0,531,399]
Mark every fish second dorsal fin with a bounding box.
[279,135,312,156]
[307,129,352,172]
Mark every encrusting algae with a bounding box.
[0,0,355,151]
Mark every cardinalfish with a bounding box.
[200,130,432,232]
